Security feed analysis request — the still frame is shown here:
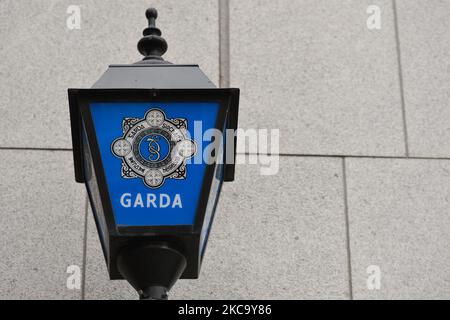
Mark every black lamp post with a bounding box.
[68,8,239,300]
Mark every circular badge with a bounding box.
[112,108,196,188]
[144,169,164,188]
[112,139,132,157]
[146,109,165,127]
[139,133,171,162]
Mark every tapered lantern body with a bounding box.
[68,8,239,299]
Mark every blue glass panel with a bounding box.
[89,102,220,227]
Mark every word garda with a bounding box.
[120,193,182,208]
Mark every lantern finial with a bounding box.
[137,8,169,63]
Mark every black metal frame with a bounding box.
[68,88,239,279]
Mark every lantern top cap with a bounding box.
[137,7,170,64]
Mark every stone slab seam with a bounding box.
[219,0,230,88]
[80,193,89,300]
[392,0,410,157]
[342,158,354,300]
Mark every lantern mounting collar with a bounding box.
[136,8,170,64]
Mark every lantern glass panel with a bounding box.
[88,101,221,227]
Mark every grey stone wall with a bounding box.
[1,0,450,299]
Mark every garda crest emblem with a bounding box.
[111,108,197,188]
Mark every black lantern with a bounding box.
[68,8,239,300]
